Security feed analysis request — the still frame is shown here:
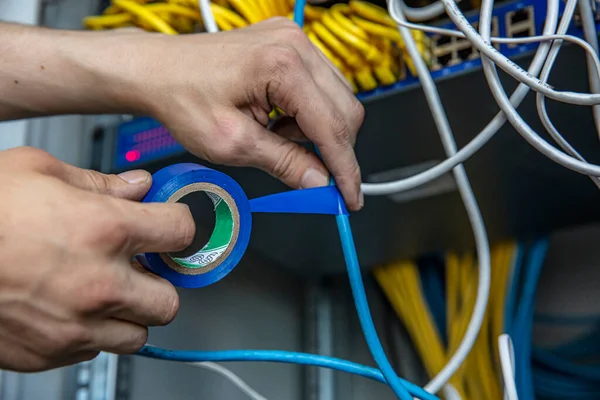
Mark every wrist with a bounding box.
[59,29,153,116]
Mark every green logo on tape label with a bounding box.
[173,191,234,268]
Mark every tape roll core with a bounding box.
[161,182,241,275]
[137,163,252,288]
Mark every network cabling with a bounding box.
[84,0,600,399]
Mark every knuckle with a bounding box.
[270,144,300,180]
[209,117,248,163]
[10,146,57,172]
[157,284,179,325]
[331,115,352,147]
[84,209,130,251]
[78,273,124,314]
[266,44,303,76]
[82,170,111,193]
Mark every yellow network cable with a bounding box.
[375,261,466,399]
[210,3,248,29]
[227,0,262,24]
[304,4,326,21]
[84,0,433,93]
[330,4,370,40]
[321,12,384,64]
[111,0,178,34]
[307,31,358,92]
[376,242,515,400]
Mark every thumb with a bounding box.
[61,166,152,201]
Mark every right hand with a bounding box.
[0,147,195,372]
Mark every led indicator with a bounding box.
[125,150,141,162]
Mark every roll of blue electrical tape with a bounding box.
[136,163,252,289]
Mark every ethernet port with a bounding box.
[437,35,452,47]
[458,46,473,61]
[510,8,531,24]
[438,53,452,67]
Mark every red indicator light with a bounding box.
[125,150,141,162]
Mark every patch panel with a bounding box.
[110,0,581,169]
[430,19,498,71]
[505,6,535,47]
[356,0,553,101]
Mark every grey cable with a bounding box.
[398,0,450,21]
[534,0,600,188]
[361,0,560,196]
[467,0,600,177]
[440,0,600,105]
[387,1,491,395]
[578,0,600,136]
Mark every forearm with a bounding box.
[0,22,145,120]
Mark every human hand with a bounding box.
[94,18,365,210]
[0,147,194,372]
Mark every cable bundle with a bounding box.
[84,0,290,33]
[374,242,517,400]
[83,0,432,93]
[303,1,432,92]
[503,239,600,400]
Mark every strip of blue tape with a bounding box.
[137,163,346,288]
[249,186,348,215]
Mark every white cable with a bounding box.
[199,0,219,33]
[442,384,463,400]
[578,0,600,137]
[498,334,518,400]
[471,0,600,177]
[361,0,561,196]
[387,1,491,395]
[186,362,268,400]
[534,0,600,188]
[384,17,600,57]
[439,0,600,105]
[398,0,449,21]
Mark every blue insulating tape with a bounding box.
[136,163,252,289]
[249,186,348,215]
[137,163,346,288]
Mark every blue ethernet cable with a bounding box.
[293,0,306,26]
[137,346,437,400]
[511,239,549,400]
[335,214,414,400]
[292,2,414,398]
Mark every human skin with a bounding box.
[0,17,364,371]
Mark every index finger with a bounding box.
[112,198,196,254]
[266,49,363,210]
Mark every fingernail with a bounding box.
[357,191,364,209]
[301,168,329,189]
[118,170,150,184]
